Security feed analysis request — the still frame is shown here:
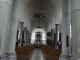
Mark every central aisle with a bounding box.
[29,49,46,60]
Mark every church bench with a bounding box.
[41,46,61,60]
[16,46,35,60]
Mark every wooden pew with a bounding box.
[41,46,61,60]
[15,45,35,60]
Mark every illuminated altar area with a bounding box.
[34,34,43,48]
[35,39,42,45]
[31,28,46,46]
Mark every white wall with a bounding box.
[47,0,62,31]
[19,0,31,32]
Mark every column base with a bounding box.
[70,56,77,60]
[6,52,17,60]
[0,54,8,60]
[70,55,80,60]
[59,54,71,60]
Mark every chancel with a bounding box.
[35,33,42,46]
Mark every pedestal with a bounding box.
[59,54,71,60]
[6,52,16,60]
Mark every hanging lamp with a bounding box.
[36,0,42,28]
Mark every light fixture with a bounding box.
[34,13,44,18]
[36,17,42,28]
[36,0,42,28]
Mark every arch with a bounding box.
[31,20,47,32]
[32,28,46,33]
[31,28,46,44]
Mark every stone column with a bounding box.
[24,27,27,46]
[55,24,59,49]
[54,32,56,48]
[29,33,31,44]
[46,32,51,46]
[51,29,54,41]
[47,32,51,40]
[0,0,13,60]
[59,33,62,50]
[47,36,51,40]
[19,22,24,46]
[27,31,29,45]
[71,0,80,60]
[59,0,71,60]
[5,0,20,60]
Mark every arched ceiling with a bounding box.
[19,0,62,32]
[27,0,54,21]
[25,0,55,31]
[27,0,54,11]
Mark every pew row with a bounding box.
[41,46,61,60]
[15,46,35,60]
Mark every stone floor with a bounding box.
[29,48,46,60]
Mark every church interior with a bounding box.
[0,0,80,60]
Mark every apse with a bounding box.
[31,28,46,44]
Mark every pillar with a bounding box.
[19,22,24,46]
[5,0,20,60]
[55,24,59,49]
[51,29,54,41]
[16,30,19,46]
[59,33,62,50]
[47,31,51,40]
[71,0,80,60]
[46,32,51,46]
[59,0,71,60]
[54,32,56,48]
[0,0,13,60]
[29,33,31,44]
[27,31,29,45]
[24,27,27,46]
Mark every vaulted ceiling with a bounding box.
[26,0,55,30]
[19,0,62,32]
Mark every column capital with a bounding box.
[55,24,59,26]
[51,29,54,31]
[51,29,54,30]
[20,22,24,24]
[51,29,54,35]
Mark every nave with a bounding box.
[29,49,46,60]
[16,45,61,60]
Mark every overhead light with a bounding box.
[36,26,42,28]
[34,13,44,18]
[35,0,43,28]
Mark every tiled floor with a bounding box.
[29,49,46,60]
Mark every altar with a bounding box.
[34,40,42,48]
